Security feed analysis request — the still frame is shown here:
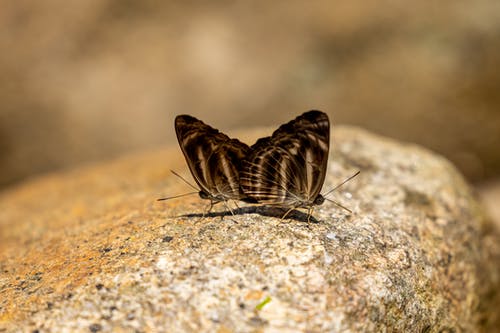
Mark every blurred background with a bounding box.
[1,1,499,196]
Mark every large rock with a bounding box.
[0,126,498,332]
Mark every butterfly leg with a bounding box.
[195,200,215,223]
[222,200,236,220]
[232,200,242,217]
[307,207,313,223]
[281,206,296,221]
[207,200,215,215]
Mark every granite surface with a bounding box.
[0,126,498,332]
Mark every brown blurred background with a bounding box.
[1,0,500,191]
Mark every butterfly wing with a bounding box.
[175,115,249,201]
[241,110,330,207]
[207,138,250,200]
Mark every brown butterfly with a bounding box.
[159,115,255,214]
[240,110,357,220]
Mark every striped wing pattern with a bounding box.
[240,110,330,208]
[175,115,249,203]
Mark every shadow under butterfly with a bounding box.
[158,111,358,222]
[177,205,322,223]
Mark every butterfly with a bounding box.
[159,114,255,214]
[240,110,356,220]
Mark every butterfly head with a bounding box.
[199,190,236,204]
[313,194,325,206]
[198,190,221,202]
[198,191,210,200]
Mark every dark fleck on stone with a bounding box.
[404,188,432,207]
[89,323,102,332]
[249,316,268,326]
[239,302,245,309]
[95,283,104,290]
[101,247,112,253]
[46,302,53,309]
[17,280,27,290]
[162,236,174,242]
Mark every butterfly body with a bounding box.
[241,110,330,211]
[175,115,251,205]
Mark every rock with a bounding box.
[479,179,500,231]
[0,126,498,332]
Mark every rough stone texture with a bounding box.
[479,179,500,231]
[0,126,498,332]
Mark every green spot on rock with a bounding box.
[255,296,271,310]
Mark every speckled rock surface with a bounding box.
[0,126,498,332]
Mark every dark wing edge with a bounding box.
[294,110,330,200]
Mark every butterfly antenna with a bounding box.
[325,198,352,214]
[170,169,199,191]
[323,170,360,198]
[157,191,198,201]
